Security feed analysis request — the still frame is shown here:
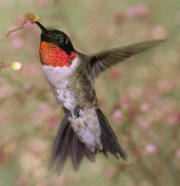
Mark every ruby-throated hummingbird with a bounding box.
[34,20,164,174]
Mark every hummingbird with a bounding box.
[34,20,164,174]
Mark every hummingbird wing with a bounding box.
[89,39,165,78]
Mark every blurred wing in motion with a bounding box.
[90,39,165,78]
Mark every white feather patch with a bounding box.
[42,57,80,87]
[42,57,80,111]
[70,108,102,151]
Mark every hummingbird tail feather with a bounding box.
[96,108,127,159]
[50,115,95,174]
[50,108,126,174]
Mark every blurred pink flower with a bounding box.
[157,79,173,93]
[21,64,39,78]
[8,26,20,38]
[105,168,115,179]
[126,4,149,18]
[0,0,4,7]
[112,109,123,122]
[128,107,138,118]
[109,69,120,79]
[136,116,150,129]
[48,116,58,128]
[167,113,180,126]
[28,139,47,156]
[8,32,18,39]
[14,15,34,30]
[151,25,167,39]
[14,15,24,25]
[145,144,157,154]
[11,37,23,50]
[119,96,131,106]
[115,12,125,24]
[51,102,58,109]
[140,102,151,112]
[160,101,176,115]
[134,149,142,157]
[24,83,33,92]
[175,149,180,159]
[0,84,14,99]
[16,173,28,186]
[24,21,34,30]
[39,104,49,112]
[36,0,49,8]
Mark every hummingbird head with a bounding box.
[35,21,77,68]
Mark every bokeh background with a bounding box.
[0,0,180,186]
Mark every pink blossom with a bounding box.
[36,0,49,8]
[175,149,180,159]
[105,169,115,179]
[167,114,180,126]
[14,15,24,25]
[115,12,125,24]
[11,37,23,50]
[140,102,151,112]
[8,26,20,38]
[151,26,167,39]
[39,104,49,112]
[48,117,58,128]
[134,149,142,157]
[51,103,58,109]
[157,79,173,92]
[112,109,123,122]
[109,69,120,79]
[21,64,39,78]
[24,21,34,30]
[145,144,157,154]
[136,116,150,129]
[128,107,138,118]
[28,139,47,155]
[16,173,28,186]
[24,83,33,92]
[0,0,4,8]
[126,4,149,18]
[14,15,33,30]
[119,96,131,106]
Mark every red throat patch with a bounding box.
[39,41,77,67]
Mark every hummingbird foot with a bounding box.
[73,106,81,118]
[63,106,82,119]
[63,107,72,118]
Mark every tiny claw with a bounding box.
[73,106,81,118]
[63,107,72,118]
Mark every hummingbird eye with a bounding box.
[59,37,68,45]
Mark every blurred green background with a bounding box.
[0,0,180,186]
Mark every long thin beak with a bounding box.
[35,21,48,34]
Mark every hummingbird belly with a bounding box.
[42,58,102,151]
[54,78,102,151]
[42,57,97,112]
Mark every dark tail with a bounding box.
[50,108,127,174]
[96,109,127,159]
